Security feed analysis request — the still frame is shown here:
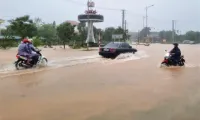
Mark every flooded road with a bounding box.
[0,44,200,120]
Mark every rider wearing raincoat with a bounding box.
[17,38,39,65]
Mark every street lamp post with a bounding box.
[145,5,154,37]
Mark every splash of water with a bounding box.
[102,51,149,65]
[158,63,199,68]
[0,52,149,76]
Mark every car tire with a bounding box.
[133,50,137,54]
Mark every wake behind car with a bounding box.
[99,42,137,58]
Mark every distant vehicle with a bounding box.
[183,40,195,44]
[144,43,150,46]
[99,42,137,58]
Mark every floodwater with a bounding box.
[0,44,199,120]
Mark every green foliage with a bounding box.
[114,27,124,34]
[34,17,43,28]
[1,15,200,50]
[1,26,15,38]
[159,31,200,43]
[32,37,43,47]
[0,28,18,49]
[102,27,115,43]
[0,39,17,49]
[101,27,125,44]
[9,15,37,38]
[57,22,75,49]
[37,23,57,46]
[159,30,173,43]
[185,31,200,43]
[139,27,151,40]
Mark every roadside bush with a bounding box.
[0,39,16,49]
[68,41,88,49]
[32,37,43,47]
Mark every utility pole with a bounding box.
[172,20,175,43]
[138,30,140,44]
[145,7,148,30]
[143,16,145,28]
[122,9,125,41]
[145,5,154,37]
[0,24,1,36]
[87,0,90,49]
[125,20,127,41]
[122,9,125,30]
[125,20,127,31]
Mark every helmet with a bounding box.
[173,43,179,47]
[28,39,33,43]
[22,38,29,43]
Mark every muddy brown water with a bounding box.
[0,44,199,120]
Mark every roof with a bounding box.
[0,35,21,40]
[66,20,79,26]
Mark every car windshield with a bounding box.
[104,42,120,48]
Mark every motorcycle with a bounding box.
[15,50,48,70]
[161,50,185,67]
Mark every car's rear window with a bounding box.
[105,43,120,48]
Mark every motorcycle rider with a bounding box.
[18,38,31,64]
[27,39,39,65]
[170,43,181,65]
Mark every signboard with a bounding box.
[112,34,123,39]
[87,1,95,7]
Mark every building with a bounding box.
[0,35,21,40]
[149,32,161,43]
[65,20,79,34]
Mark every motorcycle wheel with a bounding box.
[160,63,168,67]
[40,58,48,67]
[15,60,26,70]
[178,62,185,66]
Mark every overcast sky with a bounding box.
[0,0,199,33]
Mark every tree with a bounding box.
[114,27,124,34]
[114,27,125,41]
[53,21,56,29]
[57,22,75,49]
[32,36,43,47]
[34,17,43,28]
[139,27,151,40]
[0,27,17,49]
[102,27,115,43]
[9,15,37,38]
[184,31,200,43]
[159,30,173,43]
[37,23,56,46]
